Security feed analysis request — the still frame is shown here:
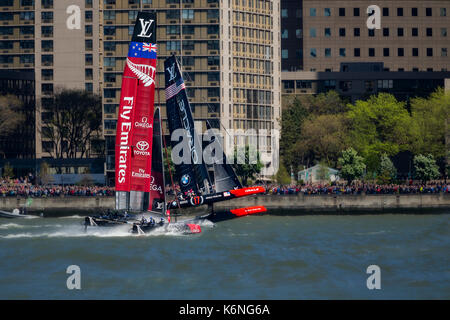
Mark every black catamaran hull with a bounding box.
[197,206,267,223]
[167,186,266,210]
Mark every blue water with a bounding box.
[0,213,449,299]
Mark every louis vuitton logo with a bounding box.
[167,63,176,82]
[138,19,155,38]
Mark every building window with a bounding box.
[325,48,331,57]
[353,8,360,16]
[324,8,331,16]
[412,8,418,16]
[354,28,360,37]
[369,48,375,57]
[309,28,316,38]
[442,48,448,57]
[398,48,404,56]
[295,29,303,38]
[412,28,418,37]
[426,8,432,16]
[442,28,448,37]
[339,8,345,16]
[310,48,317,57]
[339,28,346,37]
[427,48,433,56]
[412,48,419,56]
[85,54,93,65]
[296,9,302,18]
[85,83,93,92]
[398,28,404,37]
[354,48,360,57]
[383,48,389,56]
[383,8,389,16]
[368,29,375,37]
[378,80,393,89]
[42,54,53,66]
[281,9,288,18]
[339,48,346,57]
[397,8,403,16]
[182,9,194,19]
[426,28,433,37]
[310,8,316,17]
[324,28,331,37]
[281,49,288,59]
[441,8,447,16]
[383,28,389,36]
[281,29,288,39]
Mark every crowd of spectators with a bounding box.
[2,176,450,198]
[267,182,450,195]
[0,178,115,198]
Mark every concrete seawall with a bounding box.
[1,194,450,215]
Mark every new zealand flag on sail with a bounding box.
[128,42,157,60]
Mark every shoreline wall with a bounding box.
[1,194,449,215]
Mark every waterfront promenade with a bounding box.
[1,193,449,215]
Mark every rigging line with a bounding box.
[156,74,181,211]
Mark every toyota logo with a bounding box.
[136,141,149,151]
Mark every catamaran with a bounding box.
[85,11,267,234]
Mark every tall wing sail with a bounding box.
[148,108,166,214]
[206,122,243,193]
[115,11,157,211]
[164,55,212,196]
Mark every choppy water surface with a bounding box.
[0,213,449,299]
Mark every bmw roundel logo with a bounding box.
[181,174,190,185]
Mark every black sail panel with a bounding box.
[206,122,243,193]
[148,107,166,214]
[164,56,212,196]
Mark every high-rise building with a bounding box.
[0,0,102,161]
[0,0,281,184]
[101,0,281,184]
[281,0,450,101]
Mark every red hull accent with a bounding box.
[186,224,202,233]
[230,206,267,217]
[229,187,266,198]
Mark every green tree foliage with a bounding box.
[232,145,263,186]
[413,154,440,183]
[0,95,25,136]
[2,162,14,179]
[280,97,309,169]
[274,162,291,185]
[293,114,349,168]
[338,148,366,185]
[377,154,397,184]
[409,88,450,161]
[42,89,102,159]
[347,93,412,173]
[316,160,331,182]
[281,91,347,170]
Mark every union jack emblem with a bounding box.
[143,43,157,53]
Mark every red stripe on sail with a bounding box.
[115,79,138,192]
[125,55,157,193]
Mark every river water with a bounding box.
[0,213,448,299]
